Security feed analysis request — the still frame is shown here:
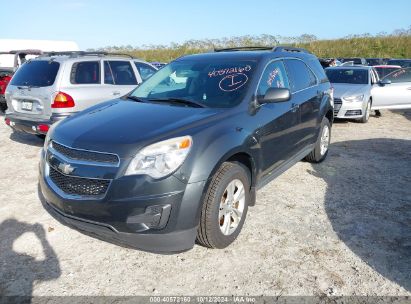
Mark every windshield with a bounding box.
[387,60,411,68]
[130,59,257,108]
[10,60,60,87]
[325,69,369,84]
[375,67,400,79]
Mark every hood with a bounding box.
[52,99,223,157]
[332,83,369,99]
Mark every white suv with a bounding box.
[4,51,157,135]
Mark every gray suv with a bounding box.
[5,52,157,135]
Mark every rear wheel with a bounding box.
[0,103,7,113]
[305,116,331,163]
[197,162,250,249]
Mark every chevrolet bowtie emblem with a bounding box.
[58,163,75,175]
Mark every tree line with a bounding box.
[89,26,411,62]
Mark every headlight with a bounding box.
[125,136,192,178]
[343,94,364,102]
[43,120,62,150]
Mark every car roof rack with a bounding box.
[40,51,134,59]
[214,46,273,52]
[272,46,311,54]
[214,45,312,54]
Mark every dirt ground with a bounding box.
[0,110,410,297]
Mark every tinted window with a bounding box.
[387,60,411,68]
[285,59,316,92]
[10,60,59,87]
[325,68,369,84]
[383,68,411,83]
[257,60,289,97]
[134,62,157,81]
[104,61,114,84]
[374,67,401,79]
[309,59,329,83]
[131,60,256,108]
[106,61,137,85]
[70,61,100,84]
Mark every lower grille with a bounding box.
[49,166,110,196]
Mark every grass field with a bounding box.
[92,30,411,62]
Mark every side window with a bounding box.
[134,62,157,81]
[285,59,317,92]
[104,61,114,84]
[384,68,411,83]
[257,60,289,97]
[70,61,100,84]
[106,61,137,85]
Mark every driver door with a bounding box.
[372,68,411,109]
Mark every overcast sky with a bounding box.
[2,0,410,49]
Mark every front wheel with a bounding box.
[197,162,250,249]
[359,99,371,123]
[305,116,331,163]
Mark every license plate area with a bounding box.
[21,100,33,111]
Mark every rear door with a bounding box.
[284,58,320,150]
[371,68,411,109]
[58,60,107,112]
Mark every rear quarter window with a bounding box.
[308,59,329,84]
[70,61,100,84]
[10,61,60,87]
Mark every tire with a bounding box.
[305,116,331,163]
[359,99,371,123]
[197,162,250,249]
[0,103,7,113]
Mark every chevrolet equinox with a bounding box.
[39,46,334,252]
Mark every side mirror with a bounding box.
[259,88,291,104]
[379,79,392,86]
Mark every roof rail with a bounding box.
[214,45,312,54]
[40,51,134,59]
[272,46,311,54]
[214,46,273,52]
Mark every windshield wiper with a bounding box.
[148,98,207,108]
[126,96,146,103]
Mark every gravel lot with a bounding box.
[0,110,410,297]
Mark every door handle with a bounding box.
[291,103,299,112]
[112,91,121,96]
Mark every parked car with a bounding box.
[38,46,334,252]
[151,62,167,69]
[0,50,43,112]
[373,65,401,79]
[340,58,368,65]
[371,67,411,110]
[365,58,386,66]
[4,51,157,135]
[325,66,379,123]
[386,59,411,68]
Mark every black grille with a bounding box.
[49,166,110,196]
[51,141,119,164]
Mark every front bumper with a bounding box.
[5,112,71,135]
[334,99,365,119]
[39,150,206,253]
